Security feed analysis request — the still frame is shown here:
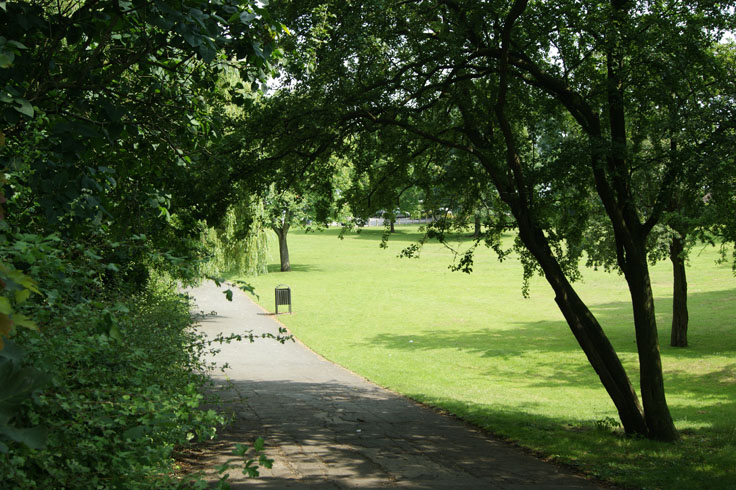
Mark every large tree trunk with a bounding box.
[514,214,649,436]
[670,234,688,347]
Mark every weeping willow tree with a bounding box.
[201,197,272,277]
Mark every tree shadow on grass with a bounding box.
[367,287,736,358]
[364,288,736,425]
[348,227,481,245]
[404,393,736,490]
[588,287,736,357]
[265,263,322,273]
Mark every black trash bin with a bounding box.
[275,284,292,314]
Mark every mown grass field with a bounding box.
[234,225,736,490]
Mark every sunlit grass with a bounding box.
[233,225,736,490]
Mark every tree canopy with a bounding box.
[236,0,736,441]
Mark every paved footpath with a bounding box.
[186,282,605,489]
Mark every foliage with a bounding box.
[0,341,48,454]
[214,438,274,484]
[0,278,221,487]
[0,0,285,288]
[0,224,276,486]
[0,0,287,485]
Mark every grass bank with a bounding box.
[236,225,735,490]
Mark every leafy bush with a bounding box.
[1,283,226,488]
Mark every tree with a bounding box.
[252,0,736,441]
[201,196,271,277]
[264,187,311,272]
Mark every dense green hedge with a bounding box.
[1,283,225,488]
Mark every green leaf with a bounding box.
[232,443,247,456]
[109,324,122,342]
[14,289,30,305]
[13,98,33,117]
[0,51,13,68]
[223,289,233,301]
[123,425,146,440]
[0,352,49,417]
[253,436,265,451]
[6,41,27,50]
[12,313,38,331]
[0,2,6,12]
[199,43,216,63]
[240,12,256,23]
[0,297,10,315]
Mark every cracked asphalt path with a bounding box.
[187,282,604,489]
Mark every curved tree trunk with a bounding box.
[670,234,688,347]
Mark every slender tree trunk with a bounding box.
[670,234,688,347]
[473,213,481,238]
[598,1,677,440]
[390,219,395,233]
[272,224,291,272]
[621,244,677,440]
[277,231,290,272]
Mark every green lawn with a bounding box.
[233,225,736,490]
